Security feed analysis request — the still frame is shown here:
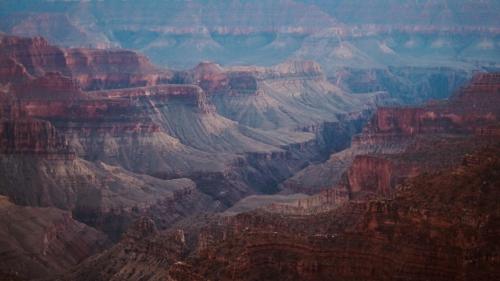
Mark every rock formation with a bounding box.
[0,2,498,280]
[0,35,382,209]
[0,196,107,280]
[63,144,500,281]
[283,72,500,194]
[54,71,500,281]
[0,35,172,90]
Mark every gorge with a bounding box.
[0,1,499,281]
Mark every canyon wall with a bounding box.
[65,145,500,281]
[0,196,107,280]
[283,72,500,194]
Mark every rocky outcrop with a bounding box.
[14,71,83,100]
[185,149,499,281]
[264,187,349,215]
[203,61,379,132]
[283,72,500,194]
[64,48,171,90]
[1,37,380,201]
[0,35,172,90]
[0,195,107,280]
[0,55,329,216]
[62,73,500,281]
[0,150,220,240]
[0,36,70,77]
[65,145,500,281]
[93,84,214,113]
[0,118,73,157]
[0,83,221,242]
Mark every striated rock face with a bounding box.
[0,195,107,280]
[58,73,500,281]
[0,47,318,217]
[93,84,213,113]
[346,155,397,195]
[366,73,500,135]
[0,36,382,246]
[0,35,69,77]
[14,71,83,100]
[64,48,171,90]
[0,72,221,244]
[198,60,379,134]
[188,148,500,281]
[0,149,219,241]
[264,187,350,215]
[0,115,219,241]
[0,35,172,91]
[283,72,500,194]
[65,146,500,281]
[0,118,72,156]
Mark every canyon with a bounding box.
[0,1,499,280]
[61,73,500,281]
[0,34,382,279]
[2,0,498,103]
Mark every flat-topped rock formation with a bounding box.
[0,35,172,91]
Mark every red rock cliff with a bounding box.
[0,118,73,157]
[0,35,172,90]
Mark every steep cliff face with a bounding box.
[0,116,219,242]
[196,61,379,136]
[283,72,500,194]
[0,196,107,280]
[187,149,499,281]
[64,48,172,90]
[65,146,500,281]
[0,71,221,242]
[61,73,500,281]
[0,36,382,217]
[0,35,172,91]
[14,71,83,100]
[0,118,72,156]
[1,38,329,216]
[0,35,70,76]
